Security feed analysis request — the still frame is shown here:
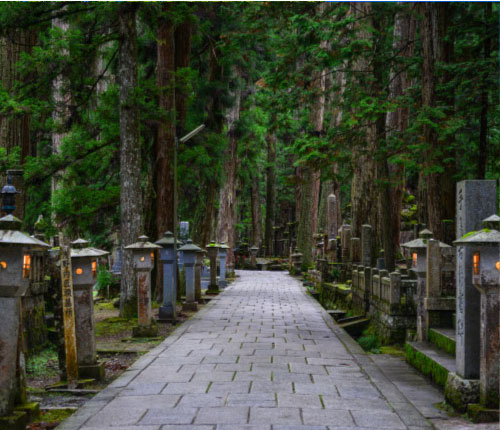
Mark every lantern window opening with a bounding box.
[0,261,6,270]
[473,252,480,275]
[412,252,417,268]
[76,268,83,275]
[496,261,500,272]
[92,260,97,278]
[23,254,31,279]
[140,256,145,262]
[151,252,155,263]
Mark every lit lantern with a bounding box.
[454,214,500,409]
[69,238,109,379]
[454,215,500,288]
[126,235,159,271]
[412,252,418,268]
[0,187,49,418]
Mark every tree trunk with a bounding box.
[477,2,491,179]
[250,173,262,247]
[119,4,143,318]
[386,6,416,248]
[217,68,241,270]
[349,2,378,239]
[297,166,315,268]
[264,128,276,256]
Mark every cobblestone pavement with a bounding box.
[57,270,494,430]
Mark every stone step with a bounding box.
[428,327,456,356]
[405,341,456,388]
[338,317,370,338]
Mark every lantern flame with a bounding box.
[473,252,480,275]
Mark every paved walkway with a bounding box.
[57,271,487,430]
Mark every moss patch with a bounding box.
[428,329,456,356]
[33,408,75,424]
[379,345,406,357]
[405,343,449,387]
[95,317,137,337]
[26,345,59,378]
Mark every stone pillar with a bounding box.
[0,297,20,417]
[182,260,197,312]
[327,238,337,262]
[477,282,499,408]
[350,237,361,264]
[340,225,351,262]
[219,248,228,288]
[455,180,497,379]
[423,239,441,339]
[134,269,157,337]
[327,194,338,238]
[389,272,401,305]
[207,243,219,293]
[361,224,373,267]
[250,246,258,269]
[195,250,204,303]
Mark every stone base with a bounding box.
[14,402,39,421]
[219,280,227,288]
[467,404,499,423]
[158,306,176,323]
[132,324,158,338]
[0,411,28,430]
[182,301,198,312]
[206,285,220,295]
[79,362,105,381]
[445,372,480,412]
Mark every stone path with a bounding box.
[57,270,485,430]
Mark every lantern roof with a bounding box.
[71,238,89,249]
[155,231,175,246]
[218,242,230,249]
[454,215,500,246]
[125,235,161,250]
[206,241,220,248]
[70,237,109,257]
[401,229,450,249]
[178,239,202,253]
[0,216,50,248]
[250,245,259,251]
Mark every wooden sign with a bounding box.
[59,234,79,387]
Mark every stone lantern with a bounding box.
[195,248,205,303]
[155,231,176,322]
[218,242,229,288]
[291,248,303,274]
[249,246,258,269]
[70,238,109,380]
[453,215,500,413]
[206,242,219,294]
[402,229,450,340]
[125,235,161,337]
[0,189,49,426]
[179,239,202,311]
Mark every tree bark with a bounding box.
[119,3,143,318]
[297,166,315,267]
[477,2,491,179]
[217,68,241,270]
[264,128,276,256]
[250,173,262,247]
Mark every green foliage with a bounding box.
[26,344,59,378]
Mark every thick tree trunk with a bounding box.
[350,3,378,239]
[217,69,241,270]
[51,18,70,224]
[297,166,315,268]
[119,4,143,318]
[0,29,35,160]
[420,3,455,241]
[264,129,276,256]
[477,2,491,179]
[250,173,262,247]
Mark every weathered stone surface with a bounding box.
[455,180,497,379]
[445,372,480,412]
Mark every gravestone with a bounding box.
[455,180,497,379]
[327,194,338,238]
[350,237,361,264]
[361,224,373,267]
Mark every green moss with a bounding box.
[121,297,138,318]
[379,345,405,357]
[26,345,59,378]
[405,343,449,387]
[95,317,137,337]
[95,301,116,311]
[33,408,75,424]
[428,329,456,355]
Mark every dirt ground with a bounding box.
[25,299,203,429]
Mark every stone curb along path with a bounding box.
[57,270,439,430]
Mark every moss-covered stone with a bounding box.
[405,343,449,388]
[0,411,28,430]
[14,402,39,421]
[466,403,499,423]
[444,372,480,413]
[428,329,456,356]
